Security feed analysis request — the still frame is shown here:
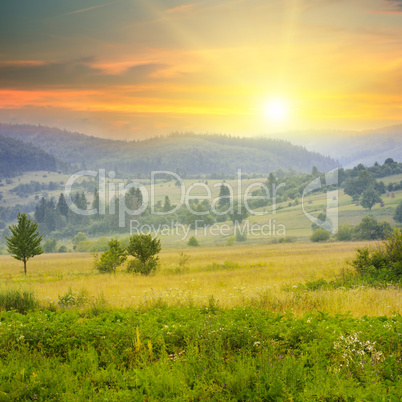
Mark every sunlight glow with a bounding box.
[263,99,290,123]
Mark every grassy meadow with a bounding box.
[1,173,402,400]
[1,241,401,316]
[0,241,401,400]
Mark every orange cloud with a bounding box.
[166,4,197,14]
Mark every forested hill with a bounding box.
[0,124,338,175]
[0,135,57,177]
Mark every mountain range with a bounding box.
[0,124,338,176]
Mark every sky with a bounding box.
[0,0,402,140]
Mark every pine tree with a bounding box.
[57,193,69,219]
[163,195,172,212]
[6,213,43,275]
[218,183,231,209]
[34,197,47,223]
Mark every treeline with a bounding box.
[10,181,60,197]
[0,124,338,175]
[0,135,57,177]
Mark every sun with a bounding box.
[263,98,289,123]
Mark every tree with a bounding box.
[163,196,172,212]
[229,203,249,224]
[187,236,200,247]
[335,225,353,241]
[6,213,43,275]
[353,216,391,240]
[344,170,375,202]
[94,239,127,274]
[72,232,87,251]
[310,228,330,242]
[43,238,57,253]
[218,183,231,209]
[394,201,402,224]
[360,185,382,211]
[127,234,161,275]
[311,212,333,232]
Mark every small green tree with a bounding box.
[94,239,127,274]
[218,183,231,209]
[127,234,161,275]
[229,203,249,224]
[360,185,382,211]
[310,228,330,242]
[72,232,87,251]
[187,236,200,247]
[6,213,43,275]
[335,225,353,241]
[311,212,333,232]
[163,196,172,212]
[394,200,402,224]
[43,238,57,253]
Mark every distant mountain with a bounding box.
[284,125,402,168]
[0,124,338,175]
[0,134,57,177]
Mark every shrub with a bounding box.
[310,229,330,242]
[335,225,353,241]
[43,239,57,253]
[126,258,158,275]
[94,239,127,274]
[187,236,200,247]
[236,231,247,242]
[394,200,402,223]
[351,228,402,283]
[0,289,38,313]
[58,288,89,308]
[353,216,392,240]
[127,234,161,275]
[58,245,68,253]
[226,236,236,246]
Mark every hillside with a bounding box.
[286,125,402,168]
[0,124,338,175]
[0,135,57,177]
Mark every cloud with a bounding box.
[59,1,116,17]
[0,59,166,89]
[370,0,402,13]
[166,4,197,14]
[386,0,402,7]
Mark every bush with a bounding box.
[43,239,57,253]
[310,229,330,242]
[187,236,200,247]
[226,236,236,246]
[394,200,402,223]
[351,228,402,283]
[127,234,161,275]
[0,289,38,313]
[58,245,68,253]
[236,231,247,242]
[335,225,353,241]
[94,239,127,274]
[126,258,158,275]
[353,216,392,240]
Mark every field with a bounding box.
[1,173,402,399]
[0,242,401,399]
[0,242,401,317]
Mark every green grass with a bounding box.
[0,306,400,400]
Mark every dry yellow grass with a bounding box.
[0,241,400,317]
